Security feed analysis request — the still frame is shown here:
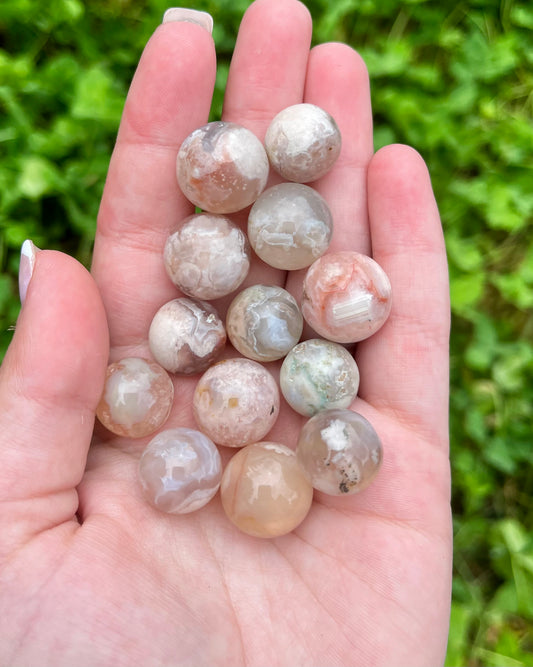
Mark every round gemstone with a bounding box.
[220,442,314,538]
[247,183,333,270]
[176,121,269,214]
[138,428,222,514]
[193,358,280,448]
[226,284,303,362]
[280,338,360,417]
[265,103,341,183]
[96,357,174,438]
[148,298,226,375]
[301,251,392,343]
[164,213,251,300]
[296,408,383,495]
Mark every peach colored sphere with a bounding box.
[220,442,314,538]
[96,357,174,438]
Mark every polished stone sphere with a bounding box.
[226,284,303,362]
[265,103,341,183]
[301,251,392,343]
[176,121,269,213]
[164,213,250,300]
[247,183,333,270]
[149,298,226,375]
[96,357,174,438]
[280,338,360,416]
[193,358,280,448]
[296,408,383,495]
[139,428,222,514]
[220,442,314,537]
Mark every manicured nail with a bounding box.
[162,8,213,33]
[19,240,40,305]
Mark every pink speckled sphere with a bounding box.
[164,214,250,300]
[301,251,392,343]
[96,357,174,438]
[139,428,222,514]
[193,358,280,448]
[176,121,269,214]
[220,442,314,538]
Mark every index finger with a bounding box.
[91,21,216,352]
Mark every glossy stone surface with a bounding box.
[302,251,392,344]
[96,357,174,438]
[149,298,226,375]
[280,339,360,417]
[138,428,222,514]
[176,121,269,214]
[247,183,333,270]
[226,284,303,362]
[296,408,382,495]
[164,213,250,300]
[265,103,341,183]
[193,358,280,448]
[220,442,314,538]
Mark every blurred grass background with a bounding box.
[1,0,532,664]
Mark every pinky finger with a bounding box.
[356,144,450,448]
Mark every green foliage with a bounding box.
[1,1,532,664]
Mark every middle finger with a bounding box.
[214,0,313,307]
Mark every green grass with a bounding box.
[1,1,532,664]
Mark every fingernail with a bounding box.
[162,8,213,33]
[19,240,40,305]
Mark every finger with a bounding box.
[285,42,373,298]
[91,21,216,351]
[222,0,312,137]
[304,43,373,253]
[214,0,313,295]
[0,249,109,547]
[357,145,450,444]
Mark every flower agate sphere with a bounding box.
[296,409,383,495]
[149,298,226,375]
[193,358,279,448]
[139,428,222,514]
[96,357,174,438]
[302,251,392,343]
[220,442,313,538]
[265,103,341,183]
[280,339,360,417]
[176,121,269,214]
[226,284,303,362]
[164,214,250,300]
[248,183,333,270]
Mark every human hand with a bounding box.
[0,1,451,665]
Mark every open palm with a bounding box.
[0,1,451,665]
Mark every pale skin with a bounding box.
[0,0,451,665]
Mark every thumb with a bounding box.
[0,242,109,550]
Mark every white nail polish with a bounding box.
[19,239,40,304]
[162,8,213,34]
